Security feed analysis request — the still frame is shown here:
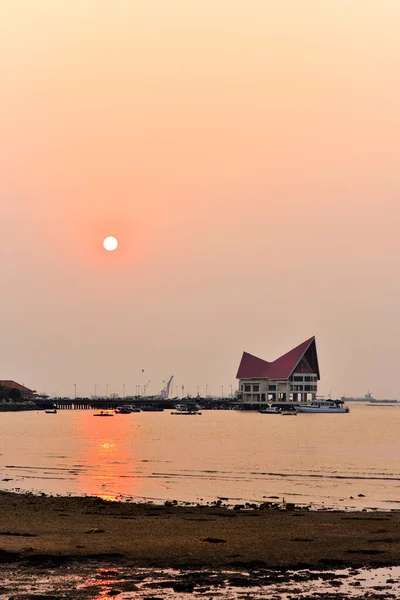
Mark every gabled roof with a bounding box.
[236,353,270,379]
[236,336,320,380]
[0,380,34,393]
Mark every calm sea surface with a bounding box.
[0,404,399,510]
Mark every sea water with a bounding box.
[0,403,399,510]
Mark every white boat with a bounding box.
[115,405,141,413]
[171,404,202,415]
[45,409,57,414]
[258,405,280,414]
[114,406,131,414]
[296,399,349,413]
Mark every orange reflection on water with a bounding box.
[91,567,121,600]
[74,413,143,501]
[99,442,114,450]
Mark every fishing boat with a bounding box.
[296,399,349,413]
[124,405,141,412]
[44,409,57,414]
[171,404,202,415]
[258,405,280,414]
[114,406,132,414]
[140,405,164,412]
[93,410,114,417]
[280,409,297,416]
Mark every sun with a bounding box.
[103,236,118,251]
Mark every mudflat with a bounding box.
[0,491,399,568]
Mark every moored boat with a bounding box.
[296,399,349,413]
[44,409,57,414]
[258,405,280,414]
[124,405,141,413]
[114,406,131,414]
[171,404,202,415]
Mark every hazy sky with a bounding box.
[1,1,400,398]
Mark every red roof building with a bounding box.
[0,380,35,398]
[236,337,320,405]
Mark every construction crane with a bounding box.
[156,376,173,399]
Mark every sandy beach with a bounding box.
[0,491,399,570]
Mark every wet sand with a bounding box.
[0,491,400,569]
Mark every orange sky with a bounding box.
[1,1,400,398]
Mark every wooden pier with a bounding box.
[35,398,175,410]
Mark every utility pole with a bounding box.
[230,384,233,398]
[74,383,76,399]
[106,383,108,398]
[221,385,224,399]
[205,385,208,398]
[123,383,125,399]
[94,384,97,398]
[197,385,199,397]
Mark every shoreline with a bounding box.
[1,490,400,570]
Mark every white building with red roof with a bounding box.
[236,336,320,406]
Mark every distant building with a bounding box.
[0,380,35,399]
[236,336,320,405]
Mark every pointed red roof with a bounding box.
[236,352,270,379]
[236,337,320,380]
[0,380,34,396]
[0,380,33,393]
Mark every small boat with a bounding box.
[93,410,114,417]
[280,409,297,416]
[172,408,202,415]
[171,411,202,415]
[296,399,349,413]
[45,409,57,414]
[124,405,141,413]
[258,405,280,414]
[114,406,132,414]
[140,405,164,412]
[171,403,201,415]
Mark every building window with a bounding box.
[253,384,259,392]
[269,384,276,391]
[293,375,303,382]
[261,393,266,401]
[244,385,251,392]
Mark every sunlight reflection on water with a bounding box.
[0,405,400,509]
